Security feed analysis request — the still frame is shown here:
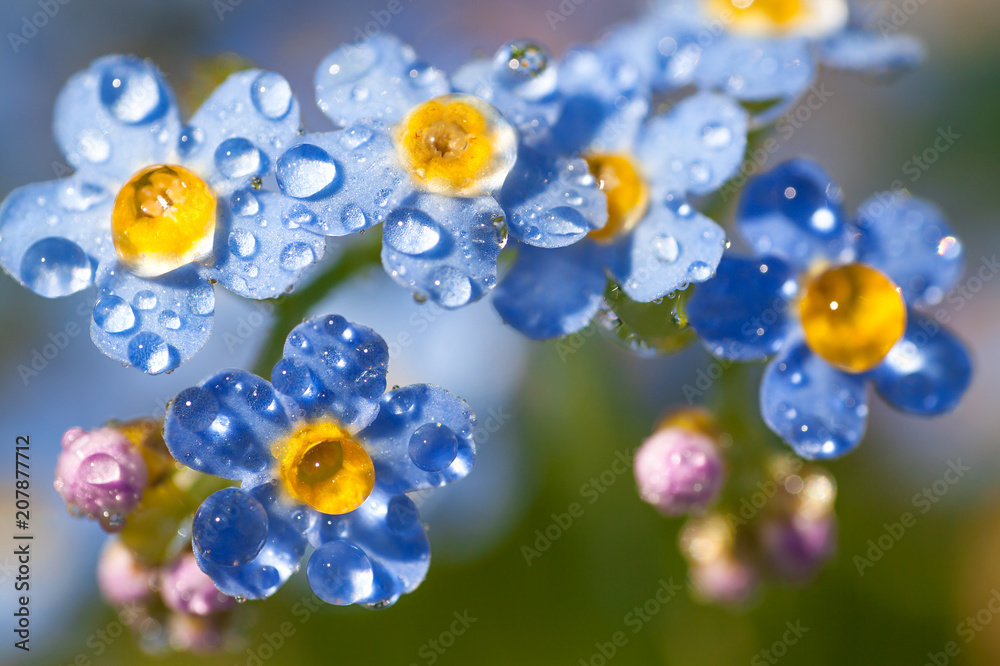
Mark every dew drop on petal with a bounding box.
[276,144,339,198]
[127,331,172,374]
[133,290,157,310]
[382,208,442,255]
[279,242,316,272]
[427,266,473,308]
[99,60,164,124]
[20,237,93,297]
[228,229,258,258]
[214,138,263,179]
[408,422,459,472]
[250,72,293,120]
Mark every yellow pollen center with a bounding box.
[276,422,375,515]
[112,164,216,278]
[799,263,907,373]
[719,0,803,25]
[395,94,515,197]
[585,154,649,243]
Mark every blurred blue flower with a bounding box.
[493,84,748,339]
[687,159,971,459]
[164,314,476,605]
[0,55,333,374]
[603,0,925,124]
[275,33,607,309]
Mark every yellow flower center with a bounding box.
[395,94,516,197]
[275,422,374,515]
[706,0,848,38]
[585,154,649,243]
[799,263,907,373]
[111,165,216,277]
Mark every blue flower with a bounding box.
[603,0,924,124]
[272,34,607,309]
[163,314,476,605]
[493,78,749,339]
[687,159,971,459]
[0,55,333,374]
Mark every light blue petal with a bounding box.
[0,176,115,297]
[271,314,389,429]
[696,37,816,102]
[687,254,798,361]
[195,484,310,600]
[551,46,650,155]
[601,4,706,92]
[275,122,413,236]
[871,311,972,415]
[164,370,297,484]
[820,31,925,79]
[738,159,851,271]
[54,55,180,182]
[182,69,301,194]
[358,384,476,494]
[492,242,608,339]
[90,262,215,374]
[311,486,430,606]
[635,92,749,196]
[855,193,963,308]
[204,190,329,300]
[761,340,869,459]
[609,200,727,303]
[315,33,450,127]
[381,192,506,308]
[498,146,606,248]
[451,40,561,146]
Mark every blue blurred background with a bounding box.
[0,0,998,663]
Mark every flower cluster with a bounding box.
[0,0,975,649]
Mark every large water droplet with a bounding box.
[688,261,713,281]
[701,123,732,149]
[230,189,260,217]
[276,144,338,198]
[652,235,680,263]
[20,237,93,297]
[127,332,172,374]
[214,137,263,179]
[178,125,205,157]
[81,453,123,486]
[408,422,460,472]
[427,266,473,308]
[251,71,293,120]
[99,59,164,124]
[383,208,442,255]
[280,243,316,272]
[341,204,367,231]
[187,284,215,315]
[133,290,157,310]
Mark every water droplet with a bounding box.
[341,125,373,150]
[230,189,260,217]
[387,389,416,415]
[187,284,214,315]
[283,203,318,231]
[374,188,391,207]
[427,266,473,308]
[58,181,107,212]
[128,332,172,374]
[276,143,338,198]
[251,71,293,119]
[99,59,164,124]
[351,85,370,101]
[340,204,367,231]
[689,161,712,185]
[688,261,712,281]
[81,453,122,485]
[383,208,442,255]
[701,123,732,149]
[408,422,460,472]
[229,229,257,258]
[214,137,263,179]
[133,290,157,310]
[159,310,181,330]
[652,235,680,263]
[178,125,204,157]
[20,238,92,297]
[280,243,316,271]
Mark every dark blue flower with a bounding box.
[687,159,971,459]
[164,314,476,605]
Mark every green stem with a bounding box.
[251,235,383,377]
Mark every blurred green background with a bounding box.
[1,0,999,664]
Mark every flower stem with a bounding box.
[250,235,383,377]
